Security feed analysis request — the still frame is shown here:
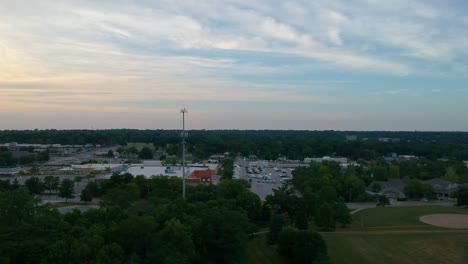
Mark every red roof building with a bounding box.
[186,169,213,184]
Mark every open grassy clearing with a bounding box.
[324,206,468,264]
[349,206,468,230]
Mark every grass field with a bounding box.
[323,206,468,264]
[246,235,285,264]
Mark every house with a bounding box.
[371,179,406,199]
[399,155,417,162]
[186,169,212,184]
[424,178,458,200]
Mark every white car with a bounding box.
[280,178,292,184]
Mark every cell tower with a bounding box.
[180,108,188,199]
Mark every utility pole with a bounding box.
[180,108,188,199]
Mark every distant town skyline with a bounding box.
[1,1,467,131]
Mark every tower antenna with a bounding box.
[180,108,188,199]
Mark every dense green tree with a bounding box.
[83,181,101,197]
[164,156,179,165]
[80,188,92,202]
[139,146,154,159]
[25,176,44,194]
[195,207,250,264]
[111,215,158,258]
[43,176,60,199]
[96,243,125,264]
[1,129,468,160]
[58,179,75,203]
[377,195,390,207]
[336,200,352,227]
[269,214,286,244]
[404,179,432,199]
[294,208,309,230]
[221,158,234,180]
[127,146,139,155]
[319,185,337,204]
[74,175,83,186]
[277,226,297,258]
[265,185,299,215]
[236,190,262,221]
[277,227,330,264]
[0,188,38,226]
[456,187,468,206]
[30,164,40,175]
[101,183,140,208]
[0,179,11,191]
[443,167,460,183]
[11,178,20,189]
[152,218,195,263]
[316,203,335,231]
[292,230,328,264]
[107,149,114,158]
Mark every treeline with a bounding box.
[0,173,331,264]
[0,146,50,166]
[1,129,468,160]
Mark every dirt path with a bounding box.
[419,214,468,229]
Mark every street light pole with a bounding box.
[180,108,188,199]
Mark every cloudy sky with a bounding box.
[1,0,467,130]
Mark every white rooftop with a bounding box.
[124,165,214,178]
[71,164,123,170]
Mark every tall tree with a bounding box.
[456,187,468,206]
[292,230,329,264]
[74,176,83,186]
[139,147,153,159]
[25,176,44,194]
[43,176,60,200]
[336,200,352,228]
[316,203,335,231]
[80,188,92,202]
[58,179,75,203]
[269,214,286,244]
[277,226,297,258]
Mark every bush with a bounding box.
[457,187,468,206]
[316,203,335,231]
[277,227,329,264]
[268,214,285,244]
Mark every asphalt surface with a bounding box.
[45,146,117,165]
[235,158,292,200]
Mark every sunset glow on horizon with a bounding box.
[1,1,467,130]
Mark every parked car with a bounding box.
[280,178,292,184]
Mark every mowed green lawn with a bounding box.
[246,235,285,264]
[324,206,468,264]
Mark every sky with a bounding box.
[1,0,467,131]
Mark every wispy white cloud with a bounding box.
[0,0,467,130]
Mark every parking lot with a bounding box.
[235,158,293,200]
